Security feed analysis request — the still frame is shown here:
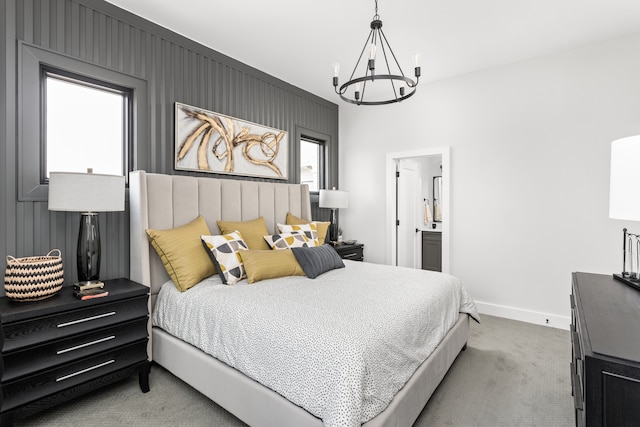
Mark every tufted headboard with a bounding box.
[129,170,311,307]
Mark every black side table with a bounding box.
[0,278,150,426]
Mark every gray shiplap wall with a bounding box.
[1,0,339,290]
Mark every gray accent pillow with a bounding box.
[291,244,345,279]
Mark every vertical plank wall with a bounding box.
[0,0,339,290]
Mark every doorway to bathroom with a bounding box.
[385,147,450,273]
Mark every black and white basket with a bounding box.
[4,249,64,302]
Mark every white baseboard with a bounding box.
[474,301,570,330]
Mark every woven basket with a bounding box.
[4,249,64,302]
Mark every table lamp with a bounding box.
[319,187,349,243]
[48,170,125,285]
[609,135,640,289]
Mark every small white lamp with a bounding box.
[319,187,349,243]
[610,135,640,285]
[48,170,125,285]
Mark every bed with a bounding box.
[129,170,478,427]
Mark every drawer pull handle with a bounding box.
[56,359,115,382]
[343,253,360,258]
[57,336,116,355]
[57,312,116,328]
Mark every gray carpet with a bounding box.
[16,315,574,426]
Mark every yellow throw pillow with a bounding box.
[218,217,270,250]
[146,216,216,292]
[238,249,305,284]
[286,212,330,245]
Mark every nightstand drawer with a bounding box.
[2,318,148,382]
[2,296,148,352]
[341,248,363,260]
[1,341,147,412]
[334,244,364,261]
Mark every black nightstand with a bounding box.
[0,278,150,426]
[333,243,365,261]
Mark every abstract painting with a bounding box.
[174,102,288,179]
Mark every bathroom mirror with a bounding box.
[433,176,442,222]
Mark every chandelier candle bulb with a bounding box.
[369,44,377,60]
[368,44,376,73]
[332,63,340,88]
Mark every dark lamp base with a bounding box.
[78,213,101,284]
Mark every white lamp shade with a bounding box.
[48,172,125,212]
[610,135,640,220]
[319,189,349,209]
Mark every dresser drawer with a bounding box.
[1,318,148,382]
[572,363,584,410]
[572,331,583,362]
[1,296,148,352]
[1,341,147,412]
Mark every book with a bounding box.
[74,288,109,300]
[73,281,105,293]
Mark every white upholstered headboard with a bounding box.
[129,170,311,306]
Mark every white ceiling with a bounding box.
[105,0,640,102]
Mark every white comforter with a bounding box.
[153,260,478,427]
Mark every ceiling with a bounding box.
[105,0,640,103]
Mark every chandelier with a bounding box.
[332,0,420,106]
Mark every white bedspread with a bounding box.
[153,260,478,427]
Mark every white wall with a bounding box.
[339,33,640,328]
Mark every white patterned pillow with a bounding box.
[264,231,313,250]
[277,223,319,246]
[201,231,248,285]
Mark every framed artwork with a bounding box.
[174,102,288,179]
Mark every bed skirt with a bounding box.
[151,313,470,427]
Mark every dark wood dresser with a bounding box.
[0,278,149,426]
[571,272,640,427]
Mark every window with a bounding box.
[296,127,334,193]
[300,138,324,191]
[43,69,131,180]
[18,42,147,201]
